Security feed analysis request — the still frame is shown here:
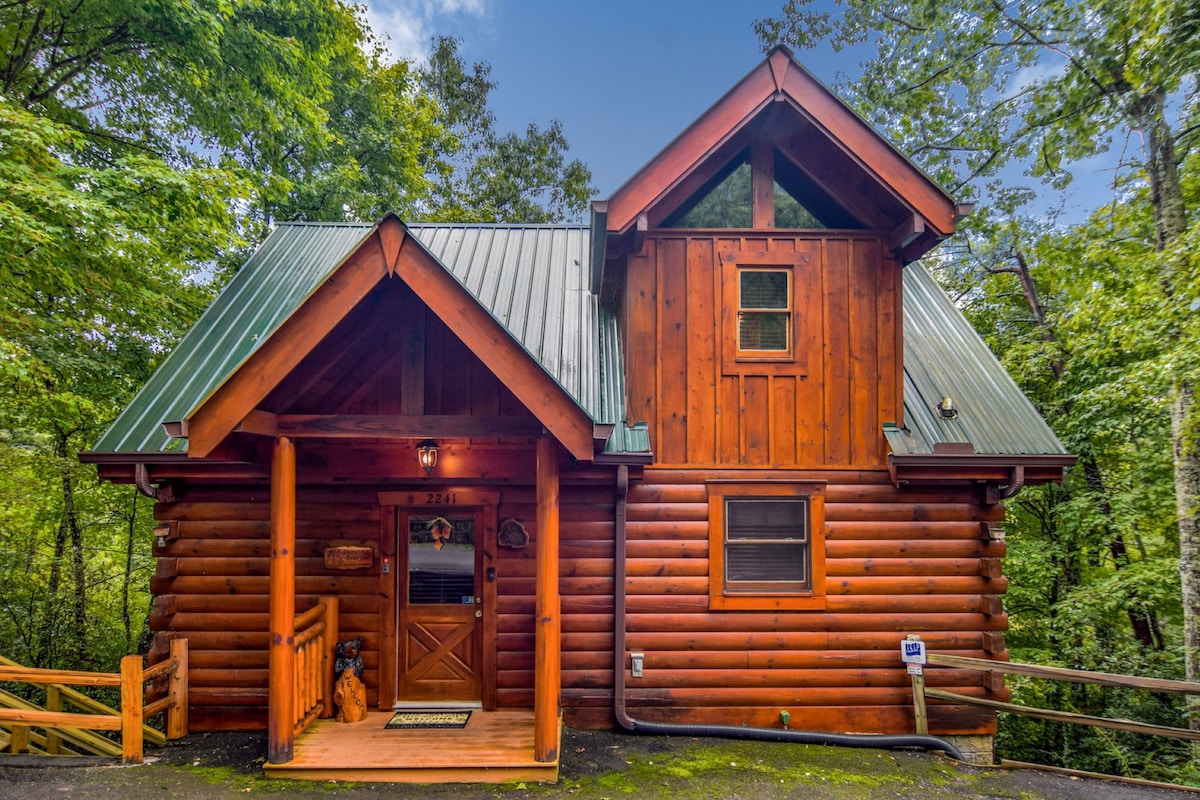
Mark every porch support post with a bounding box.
[534,435,561,762]
[267,436,297,764]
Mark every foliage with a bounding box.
[758,0,1200,781]
[0,2,593,676]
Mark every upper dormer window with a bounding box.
[738,269,791,356]
[664,145,863,230]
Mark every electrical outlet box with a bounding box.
[630,652,644,678]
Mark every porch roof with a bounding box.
[92,220,648,457]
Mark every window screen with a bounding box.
[738,270,790,353]
[724,498,810,592]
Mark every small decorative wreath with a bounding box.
[427,516,453,550]
[498,518,529,549]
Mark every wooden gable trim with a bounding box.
[773,70,955,234]
[605,47,957,239]
[395,236,598,462]
[186,215,598,462]
[606,68,775,235]
[185,221,398,458]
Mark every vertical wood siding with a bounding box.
[622,232,900,468]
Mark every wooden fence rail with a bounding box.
[912,645,1200,743]
[0,639,188,763]
[292,597,338,737]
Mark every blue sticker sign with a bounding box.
[900,639,927,665]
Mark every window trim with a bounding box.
[719,248,812,376]
[736,268,793,359]
[707,480,826,611]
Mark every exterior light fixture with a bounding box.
[417,440,438,475]
[936,396,959,419]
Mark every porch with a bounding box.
[263,708,560,783]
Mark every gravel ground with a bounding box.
[1,727,1197,799]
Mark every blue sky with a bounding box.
[362,0,845,198]
[360,0,1115,222]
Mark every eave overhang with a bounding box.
[889,451,1077,502]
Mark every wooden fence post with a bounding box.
[45,686,62,754]
[321,597,339,719]
[906,634,928,735]
[167,638,189,739]
[120,655,144,764]
[9,724,28,754]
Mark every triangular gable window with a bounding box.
[665,147,864,230]
[668,156,754,228]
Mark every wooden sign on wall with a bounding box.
[324,545,374,570]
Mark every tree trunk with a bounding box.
[1176,386,1200,728]
[56,435,88,666]
[1134,91,1197,725]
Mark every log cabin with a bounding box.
[83,47,1073,778]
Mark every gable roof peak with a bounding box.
[602,48,958,261]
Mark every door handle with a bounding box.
[475,609,483,618]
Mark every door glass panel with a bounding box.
[408,514,475,605]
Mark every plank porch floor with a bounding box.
[263,709,560,784]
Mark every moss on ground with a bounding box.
[541,739,982,799]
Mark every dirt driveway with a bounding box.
[1,727,1196,800]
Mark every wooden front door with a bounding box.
[397,510,484,704]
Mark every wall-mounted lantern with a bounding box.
[417,440,439,475]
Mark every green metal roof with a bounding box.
[93,222,377,454]
[92,221,646,456]
[93,221,1058,461]
[887,261,1066,456]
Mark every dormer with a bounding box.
[598,47,965,469]
[591,46,963,297]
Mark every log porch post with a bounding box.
[268,436,297,764]
[534,435,561,762]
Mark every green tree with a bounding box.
[0,4,596,672]
[417,37,594,223]
[0,0,376,668]
[757,0,1200,719]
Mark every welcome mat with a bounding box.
[384,710,472,729]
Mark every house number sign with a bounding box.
[377,489,499,508]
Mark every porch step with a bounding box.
[264,709,560,784]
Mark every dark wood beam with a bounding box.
[632,213,648,255]
[751,139,775,229]
[235,409,279,437]
[888,214,926,251]
[260,414,545,440]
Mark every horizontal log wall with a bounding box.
[147,471,612,731]
[149,485,384,731]
[148,465,1008,736]
[555,467,1008,735]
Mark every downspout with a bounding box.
[134,463,158,499]
[611,465,965,761]
[999,465,1025,500]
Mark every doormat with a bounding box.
[384,710,472,729]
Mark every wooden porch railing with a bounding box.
[291,596,339,737]
[911,644,1200,742]
[0,639,188,763]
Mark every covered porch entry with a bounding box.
[265,435,565,780]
